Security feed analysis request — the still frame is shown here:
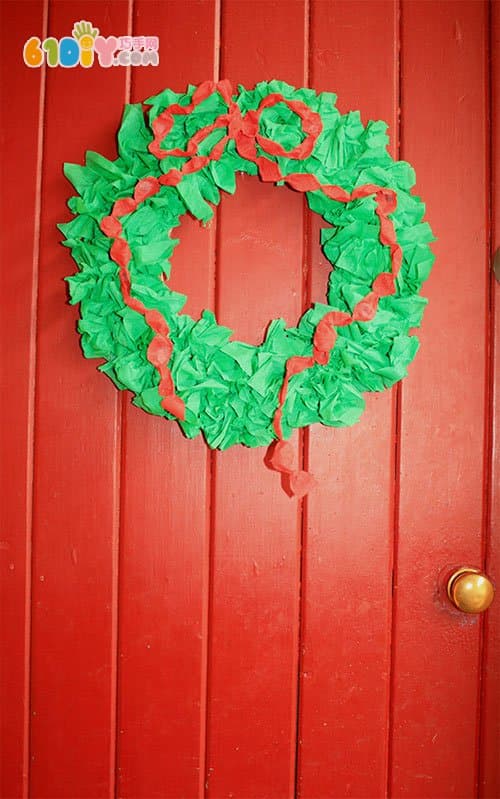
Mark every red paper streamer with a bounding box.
[101,80,403,496]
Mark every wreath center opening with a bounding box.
[169,173,316,345]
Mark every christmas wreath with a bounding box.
[61,80,434,496]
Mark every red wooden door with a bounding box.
[1,1,499,797]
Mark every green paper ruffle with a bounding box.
[61,80,435,450]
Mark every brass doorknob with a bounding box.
[447,567,495,613]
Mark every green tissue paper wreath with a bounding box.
[61,79,435,496]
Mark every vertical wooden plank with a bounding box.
[0,2,46,796]
[116,2,219,797]
[297,3,399,797]
[205,2,307,796]
[479,2,500,795]
[29,2,129,796]
[391,2,489,796]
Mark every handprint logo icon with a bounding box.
[72,21,99,67]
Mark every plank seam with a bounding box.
[26,1,49,794]
[111,394,125,799]
[386,1,402,796]
[203,3,223,795]
[293,2,311,795]
[476,0,495,794]
[112,5,134,796]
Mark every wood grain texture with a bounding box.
[391,2,490,796]
[0,2,46,796]
[479,2,500,796]
[116,2,219,797]
[29,2,129,796]
[204,2,307,797]
[298,4,400,796]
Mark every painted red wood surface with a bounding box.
[1,2,498,798]
[0,3,46,796]
[28,2,129,796]
[299,3,399,796]
[116,2,218,797]
[206,4,307,796]
[480,3,500,796]
[391,4,491,797]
